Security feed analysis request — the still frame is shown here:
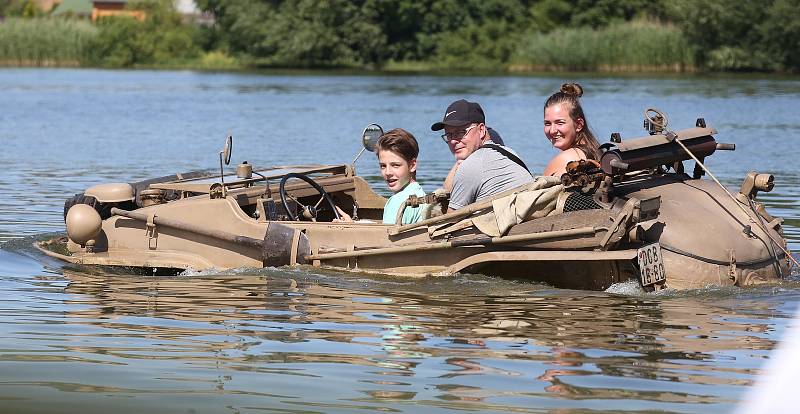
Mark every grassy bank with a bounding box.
[0,18,695,73]
[511,20,694,72]
[0,18,96,66]
[379,21,695,74]
[2,0,799,74]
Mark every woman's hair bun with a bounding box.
[560,83,583,97]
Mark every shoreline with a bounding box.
[2,62,799,80]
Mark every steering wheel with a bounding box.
[279,173,341,221]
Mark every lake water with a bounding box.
[1,68,799,413]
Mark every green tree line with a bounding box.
[1,0,799,72]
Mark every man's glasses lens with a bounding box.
[441,125,476,142]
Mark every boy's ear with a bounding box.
[409,158,417,174]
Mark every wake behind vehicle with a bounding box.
[38,110,795,291]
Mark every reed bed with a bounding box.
[0,18,97,66]
[511,20,694,72]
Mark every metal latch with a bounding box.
[146,212,158,249]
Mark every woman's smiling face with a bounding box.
[377,149,416,193]
[544,103,584,151]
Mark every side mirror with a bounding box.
[218,134,233,197]
[362,123,383,153]
[353,123,384,165]
[221,134,233,165]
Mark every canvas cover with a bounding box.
[472,176,564,237]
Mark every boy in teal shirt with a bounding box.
[337,128,425,225]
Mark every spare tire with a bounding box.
[63,193,136,222]
[64,170,213,220]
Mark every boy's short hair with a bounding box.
[376,128,419,163]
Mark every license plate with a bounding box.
[637,243,666,287]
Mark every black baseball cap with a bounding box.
[431,99,485,131]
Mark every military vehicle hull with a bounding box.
[37,117,794,291]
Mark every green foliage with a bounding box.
[196,0,387,68]
[668,0,764,52]
[19,0,40,17]
[529,0,572,32]
[0,17,96,65]
[419,0,529,63]
[0,0,12,16]
[256,0,387,68]
[667,0,771,71]
[431,20,522,71]
[194,0,682,70]
[512,20,693,71]
[529,0,668,32]
[704,47,776,72]
[87,0,199,67]
[0,0,40,17]
[369,0,464,61]
[760,0,800,71]
[3,0,798,73]
[88,16,138,66]
[196,0,536,67]
[197,50,241,70]
[569,0,667,28]
[665,0,800,71]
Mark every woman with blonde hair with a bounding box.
[542,83,601,177]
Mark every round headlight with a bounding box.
[66,204,102,246]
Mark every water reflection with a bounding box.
[0,268,777,411]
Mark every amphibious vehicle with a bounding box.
[38,109,794,290]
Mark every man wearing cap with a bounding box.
[432,99,532,211]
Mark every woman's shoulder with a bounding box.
[571,147,587,159]
[543,148,587,176]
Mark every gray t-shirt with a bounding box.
[449,145,533,210]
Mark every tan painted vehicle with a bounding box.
[37,109,794,291]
